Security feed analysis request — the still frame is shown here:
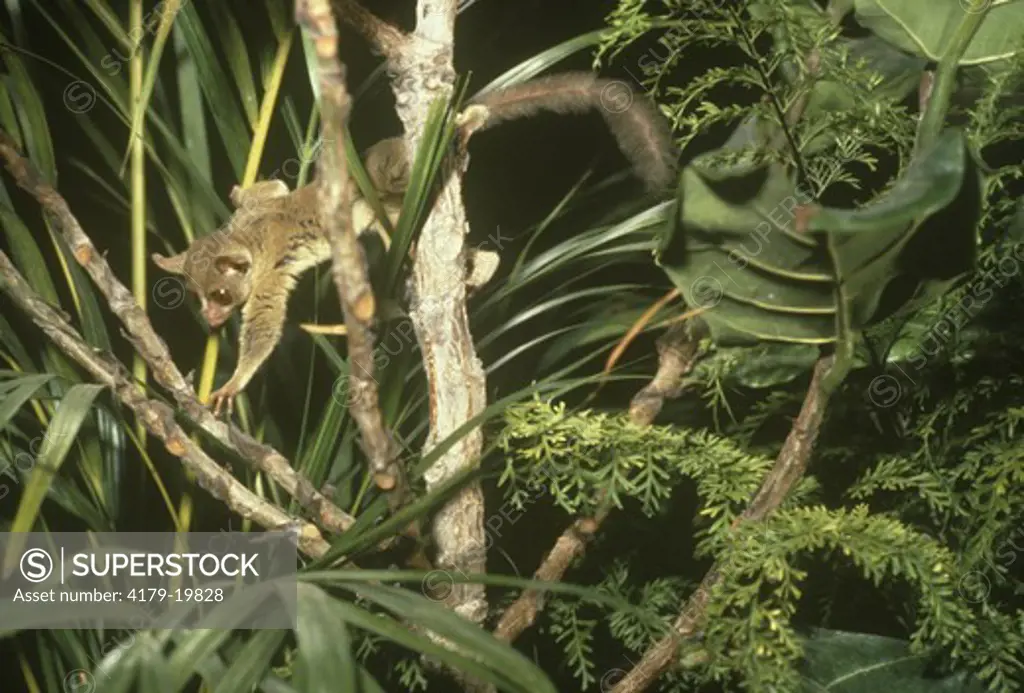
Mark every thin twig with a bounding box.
[494,319,707,643]
[0,251,332,559]
[628,320,707,427]
[0,130,356,535]
[296,0,407,512]
[609,354,836,693]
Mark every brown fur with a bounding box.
[154,73,678,415]
[471,72,677,191]
[153,138,404,415]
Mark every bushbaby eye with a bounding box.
[208,289,232,305]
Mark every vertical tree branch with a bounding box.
[609,354,837,693]
[357,2,490,689]
[494,319,707,643]
[400,0,487,620]
[295,0,407,502]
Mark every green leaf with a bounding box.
[0,27,57,182]
[380,96,463,297]
[294,584,358,693]
[207,1,258,127]
[799,629,987,692]
[854,0,1024,65]
[0,373,55,428]
[0,182,60,309]
[212,630,286,693]
[175,1,251,179]
[2,384,105,575]
[710,343,823,389]
[657,129,981,350]
[118,0,182,174]
[164,629,236,690]
[802,35,927,129]
[349,582,557,693]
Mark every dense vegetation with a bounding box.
[1,0,1022,691]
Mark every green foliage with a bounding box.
[497,396,786,538]
[2,0,1024,691]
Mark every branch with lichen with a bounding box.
[608,353,836,693]
[395,0,488,629]
[494,319,707,643]
[0,130,355,536]
[0,250,332,559]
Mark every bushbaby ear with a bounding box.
[230,180,290,209]
[215,251,252,276]
[152,251,187,274]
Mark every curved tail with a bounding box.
[470,72,677,192]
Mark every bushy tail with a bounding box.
[470,72,677,192]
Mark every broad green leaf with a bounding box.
[2,384,105,574]
[212,630,286,693]
[812,129,984,322]
[699,343,824,389]
[854,0,1024,65]
[349,582,557,693]
[294,584,358,693]
[799,629,986,691]
[657,129,981,352]
[0,373,54,428]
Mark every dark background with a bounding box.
[5,1,1018,691]
[0,1,697,690]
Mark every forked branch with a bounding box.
[0,252,332,559]
[609,353,837,692]
[0,130,356,535]
[495,319,708,643]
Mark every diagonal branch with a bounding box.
[494,319,707,643]
[296,0,407,509]
[0,251,332,559]
[609,353,837,693]
[0,130,356,536]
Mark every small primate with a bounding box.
[153,72,678,416]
